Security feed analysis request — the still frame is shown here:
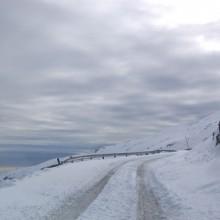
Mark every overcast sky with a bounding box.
[1,0,220,151]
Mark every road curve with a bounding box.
[46,156,166,220]
[45,159,135,220]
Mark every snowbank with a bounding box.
[147,112,220,220]
[98,112,220,154]
[0,157,134,220]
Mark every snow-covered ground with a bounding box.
[0,155,167,220]
[0,157,138,220]
[98,111,220,219]
[149,150,220,220]
[97,112,220,154]
[1,112,220,220]
[146,113,220,220]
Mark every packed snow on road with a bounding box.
[0,112,220,220]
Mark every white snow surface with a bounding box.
[0,157,138,220]
[77,159,141,220]
[98,111,220,219]
[98,112,220,154]
[149,112,220,219]
[1,111,220,219]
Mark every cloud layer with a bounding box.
[1,0,220,151]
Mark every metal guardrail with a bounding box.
[42,149,181,170]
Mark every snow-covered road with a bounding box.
[0,155,167,220]
[46,156,165,220]
[137,161,165,220]
[46,159,135,220]
[2,113,220,220]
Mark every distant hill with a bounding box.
[98,112,219,154]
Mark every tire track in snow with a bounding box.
[45,159,135,220]
[47,156,166,220]
[76,159,141,220]
[137,161,166,220]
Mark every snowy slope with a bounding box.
[145,112,220,220]
[0,157,68,188]
[98,112,219,153]
[97,126,189,153]
[0,157,139,220]
[96,111,220,219]
[0,112,220,220]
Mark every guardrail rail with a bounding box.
[42,148,184,170]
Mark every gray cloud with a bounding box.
[0,0,220,152]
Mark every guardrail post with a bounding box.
[57,158,61,165]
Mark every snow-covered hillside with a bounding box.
[95,112,220,219]
[147,112,220,220]
[98,112,220,154]
[0,112,220,220]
